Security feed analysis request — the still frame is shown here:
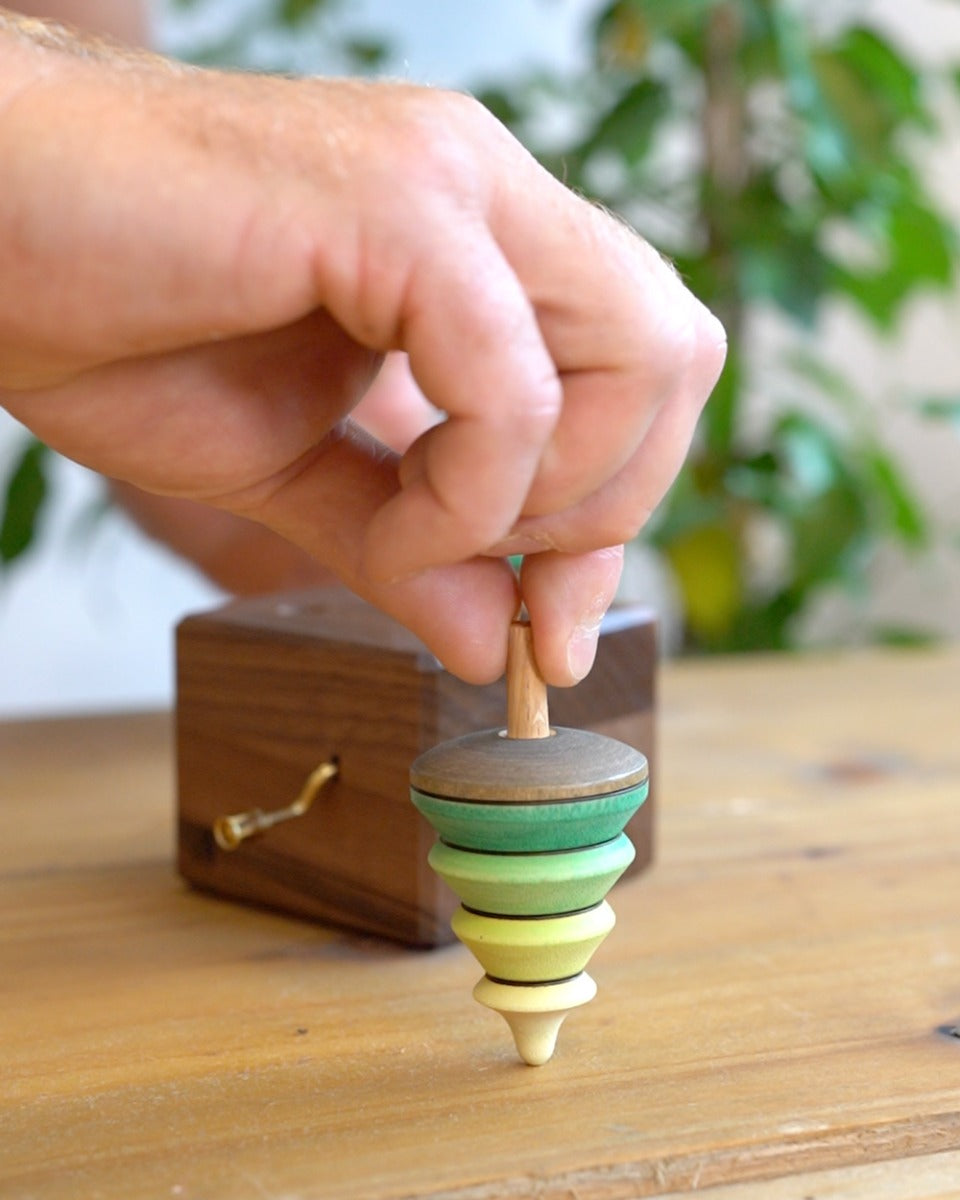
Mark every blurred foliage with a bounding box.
[477,0,959,650]
[163,0,390,73]
[3,0,959,652]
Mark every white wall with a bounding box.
[0,416,224,717]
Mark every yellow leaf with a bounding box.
[664,523,742,641]
[601,5,651,69]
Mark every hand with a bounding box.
[0,20,725,685]
[109,352,436,595]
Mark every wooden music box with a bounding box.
[175,587,657,948]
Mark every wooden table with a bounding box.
[2,647,959,1199]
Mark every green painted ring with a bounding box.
[411,782,647,852]
[428,833,635,916]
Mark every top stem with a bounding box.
[505,620,550,739]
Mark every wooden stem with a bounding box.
[506,620,550,739]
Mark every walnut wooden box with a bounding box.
[175,588,657,948]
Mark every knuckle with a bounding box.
[640,306,698,394]
[594,505,652,550]
[394,89,498,195]
[688,299,728,384]
[647,295,727,399]
[520,371,564,431]
[482,360,562,450]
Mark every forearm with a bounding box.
[0,20,247,390]
[111,482,337,594]
[2,1,148,44]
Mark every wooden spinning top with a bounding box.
[410,620,648,1065]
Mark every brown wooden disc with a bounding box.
[409,726,648,803]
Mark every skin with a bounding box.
[8,0,148,43]
[0,7,726,686]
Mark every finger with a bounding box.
[5,324,522,683]
[490,316,726,557]
[525,286,724,518]
[350,352,440,453]
[360,227,563,583]
[490,179,726,517]
[0,310,380,498]
[520,546,624,687]
[235,422,521,683]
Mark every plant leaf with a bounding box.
[581,77,668,165]
[863,448,929,547]
[277,0,329,27]
[790,482,867,587]
[915,396,960,434]
[780,348,864,412]
[663,520,743,643]
[0,439,49,566]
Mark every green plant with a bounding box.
[3,0,957,653]
[161,0,390,73]
[476,0,957,650]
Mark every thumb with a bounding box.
[520,546,625,686]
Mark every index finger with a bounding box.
[360,225,563,583]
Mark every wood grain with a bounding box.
[2,646,959,1199]
[505,620,550,739]
[409,726,648,802]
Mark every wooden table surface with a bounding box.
[2,646,960,1199]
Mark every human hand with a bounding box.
[108,353,436,596]
[0,19,724,685]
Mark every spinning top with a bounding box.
[410,619,648,1065]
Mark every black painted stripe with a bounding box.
[437,833,623,857]
[411,781,647,806]
[483,972,585,988]
[461,901,603,921]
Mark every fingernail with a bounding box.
[566,623,601,682]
